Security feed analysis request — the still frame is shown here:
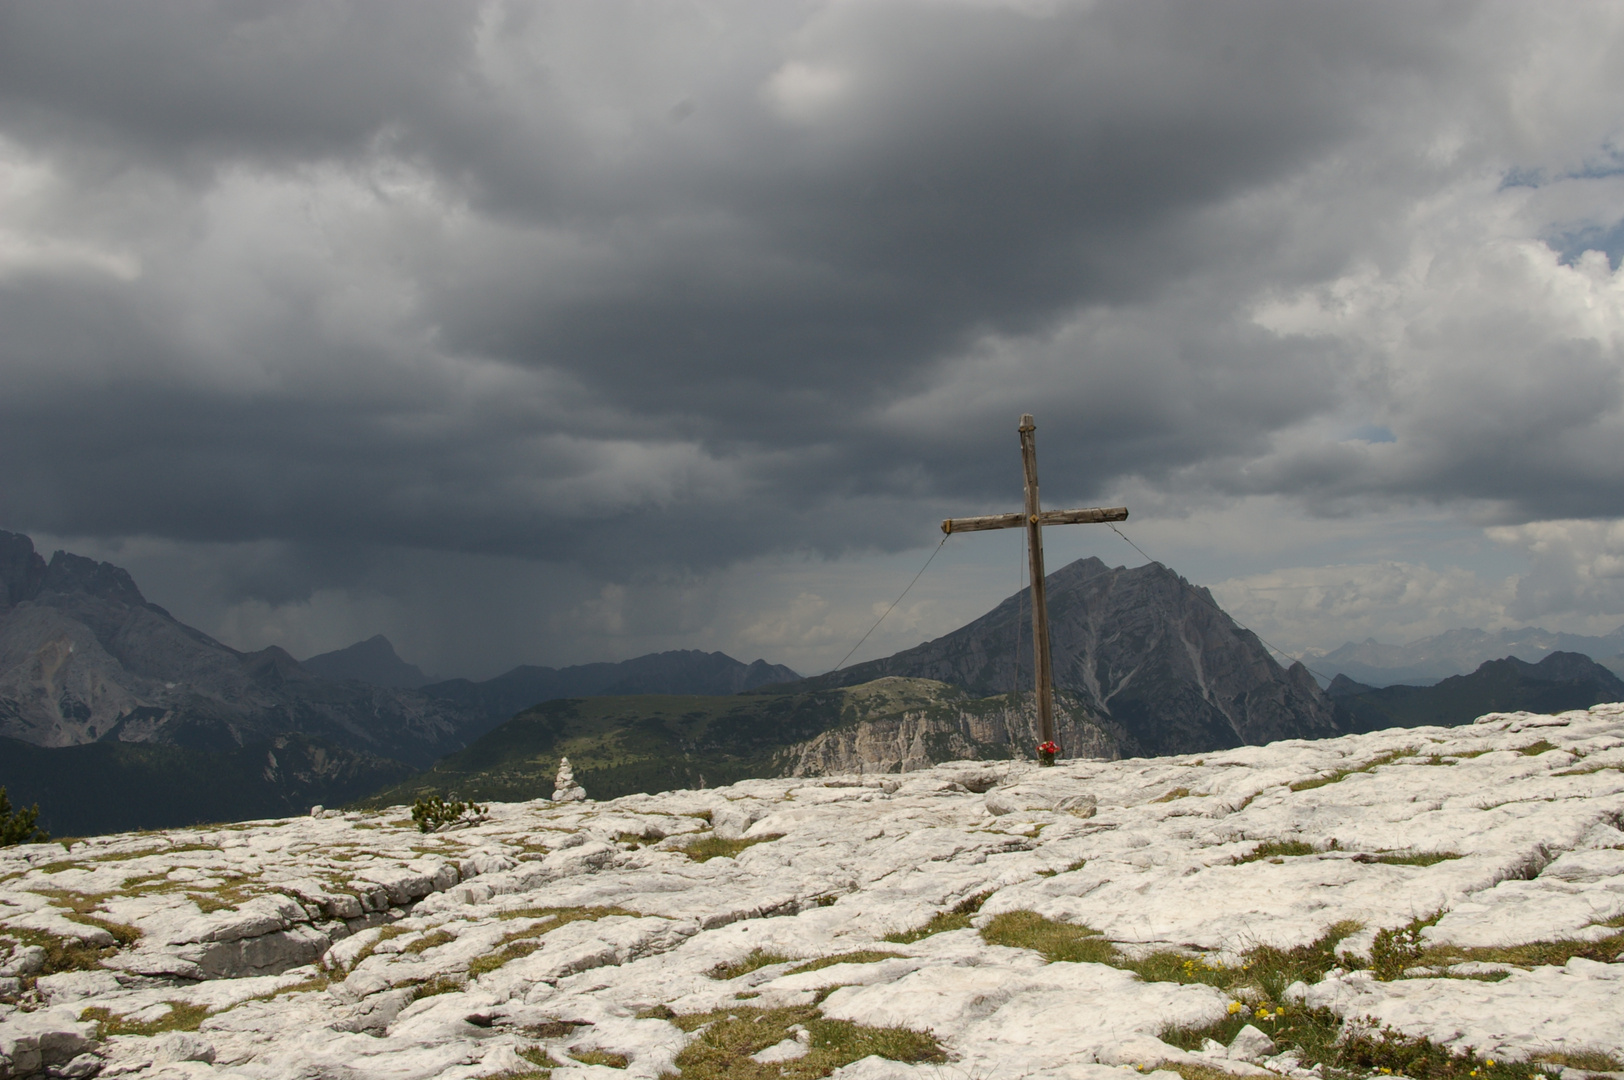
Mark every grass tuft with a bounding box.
[1290,748,1412,792]
[1235,840,1318,864]
[1370,911,1444,981]
[80,1001,210,1039]
[411,973,465,1000]
[677,834,784,862]
[708,948,797,980]
[881,889,994,944]
[403,928,455,954]
[1530,1050,1624,1072]
[668,1004,945,1080]
[1353,851,1463,867]
[980,911,1117,964]
[570,1050,630,1068]
[472,908,639,978]
[782,951,906,976]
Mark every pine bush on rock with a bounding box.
[409,794,487,833]
[0,787,47,846]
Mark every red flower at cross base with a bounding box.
[1037,741,1059,756]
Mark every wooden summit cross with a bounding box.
[941,414,1127,766]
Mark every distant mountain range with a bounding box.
[25,523,1598,835]
[1310,625,1624,686]
[301,634,434,688]
[419,651,799,724]
[0,529,799,834]
[391,556,1348,803]
[0,532,471,765]
[364,676,1128,808]
[1330,651,1624,733]
[790,556,1338,757]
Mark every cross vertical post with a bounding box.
[942,414,1128,765]
[1018,415,1056,752]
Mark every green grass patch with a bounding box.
[1370,911,1444,981]
[708,948,797,980]
[498,905,639,923]
[1529,1050,1624,1072]
[980,911,1118,964]
[570,1050,629,1068]
[677,834,784,862]
[472,908,638,978]
[1517,740,1559,756]
[1154,787,1193,803]
[520,1046,563,1069]
[669,1004,946,1080]
[1353,851,1463,867]
[1163,1005,1555,1080]
[1290,748,1412,792]
[783,951,906,976]
[1414,930,1624,973]
[0,925,118,975]
[882,911,969,944]
[411,974,465,1000]
[1235,839,1319,864]
[246,974,331,1002]
[881,889,993,944]
[1354,912,1622,983]
[403,929,455,954]
[80,1001,210,1039]
[31,890,143,947]
[981,913,1361,999]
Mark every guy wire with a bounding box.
[829,535,950,674]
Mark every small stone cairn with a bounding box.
[552,756,587,802]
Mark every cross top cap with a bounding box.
[1019,413,1035,431]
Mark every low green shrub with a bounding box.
[410,795,487,834]
[1371,912,1441,981]
[0,788,47,847]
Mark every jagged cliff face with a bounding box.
[805,557,1339,756]
[0,530,473,764]
[776,678,1125,776]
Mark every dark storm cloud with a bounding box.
[2,0,1622,628]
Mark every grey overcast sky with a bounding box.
[4,0,1624,679]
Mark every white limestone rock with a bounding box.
[1,704,1622,1080]
[1228,1023,1277,1062]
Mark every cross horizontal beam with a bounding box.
[940,506,1128,534]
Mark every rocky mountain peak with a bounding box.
[39,549,147,607]
[797,554,1338,756]
[0,530,48,607]
[301,634,430,689]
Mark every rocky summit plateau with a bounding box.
[2,705,1623,1080]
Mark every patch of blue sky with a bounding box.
[1499,166,1544,190]
[1346,424,1396,444]
[1500,144,1624,190]
[1546,218,1624,271]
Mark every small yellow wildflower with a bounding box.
[1228,1001,1244,1015]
